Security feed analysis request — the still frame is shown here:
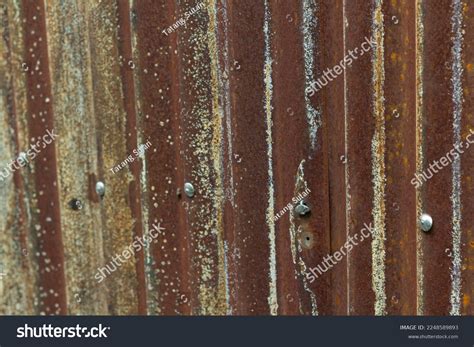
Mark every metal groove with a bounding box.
[0,0,473,316]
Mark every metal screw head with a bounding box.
[294,200,311,216]
[95,181,105,198]
[184,182,195,198]
[69,198,83,211]
[420,213,433,232]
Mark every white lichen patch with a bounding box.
[371,0,387,316]
[415,0,425,316]
[263,0,278,316]
[449,0,463,316]
[301,0,322,153]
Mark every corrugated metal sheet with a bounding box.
[0,0,473,315]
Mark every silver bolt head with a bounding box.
[184,182,195,198]
[420,213,433,232]
[294,201,310,216]
[95,181,106,197]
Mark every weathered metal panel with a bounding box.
[382,0,417,316]
[21,0,67,315]
[344,0,378,315]
[1,0,474,316]
[419,0,463,315]
[319,0,347,315]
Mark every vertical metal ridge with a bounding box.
[415,0,425,316]
[450,0,463,316]
[215,0,236,314]
[263,0,277,316]
[371,0,387,316]
[22,0,67,315]
[342,0,351,316]
[302,0,321,153]
[206,0,228,315]
[116,0,148,315]
[128,0,156,315]
[421,0,454,314]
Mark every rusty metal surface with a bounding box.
[0,0,474,316]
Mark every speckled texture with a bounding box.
[263,0,278,315]
[1,0,473,316]
[449,0,463,316]
[415,0,425,316]
[371,0,387,316]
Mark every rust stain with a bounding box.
[0,0,473,316]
